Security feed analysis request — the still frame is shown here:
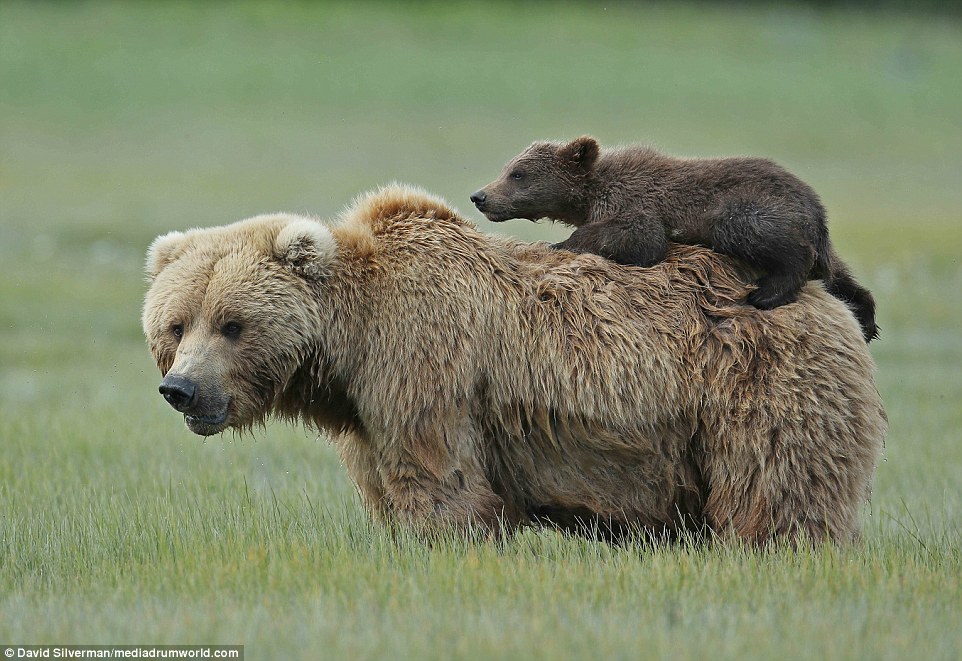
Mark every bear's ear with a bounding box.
[146,230,187,280]
[274,219,337,280]
[558,136,599,170]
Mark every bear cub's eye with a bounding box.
[221,321,242,339]
[509,170,525,181]
[171,323,184,340]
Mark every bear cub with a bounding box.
[471,136,878,342]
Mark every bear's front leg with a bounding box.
[375,428,518,539]
[554,219,668,267]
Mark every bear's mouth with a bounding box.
[184,409,229,436]
[480,208,514,223]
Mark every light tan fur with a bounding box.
[143,184,886,544]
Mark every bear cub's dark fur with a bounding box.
[471,136,878,342]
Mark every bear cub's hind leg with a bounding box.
[746,266,810,310]
[711,199,816,310]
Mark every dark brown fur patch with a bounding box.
[472,137,878,342]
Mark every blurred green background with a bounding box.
[1,2,960,658]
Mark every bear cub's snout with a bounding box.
[469,190,487,209]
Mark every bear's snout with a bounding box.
[470,188,513,222]
[470,190,487,209]
[159,374,197,412]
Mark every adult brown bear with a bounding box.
[143,184,886,544]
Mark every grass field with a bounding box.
[1,2,961,659]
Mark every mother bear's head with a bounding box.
[142,215,337,436]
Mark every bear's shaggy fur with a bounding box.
[143,184,886,544]
[471,137,879,342]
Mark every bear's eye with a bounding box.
[221,321,242,339]
[509,170,525,181]
[171,323,184,341]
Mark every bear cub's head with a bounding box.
[142,215,336,436]
[470,136,600,226]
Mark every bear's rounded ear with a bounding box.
[558,136,600,170]
[146,230,187,280]
[274,219,337,280]
[558,135,601,170]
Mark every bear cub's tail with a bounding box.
[814,246,879,343]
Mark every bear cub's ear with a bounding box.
[558,136,600,170]
[146,230,187,280]
[274,219,337,279]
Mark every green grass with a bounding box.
[1,1,961,659]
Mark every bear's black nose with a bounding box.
[470,190,487,207]
[159,375,197,412]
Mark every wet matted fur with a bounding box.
[143,184,887,544]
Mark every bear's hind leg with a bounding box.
[746,266,810,310]
[702,407,865,546]
[711,200,815,309]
